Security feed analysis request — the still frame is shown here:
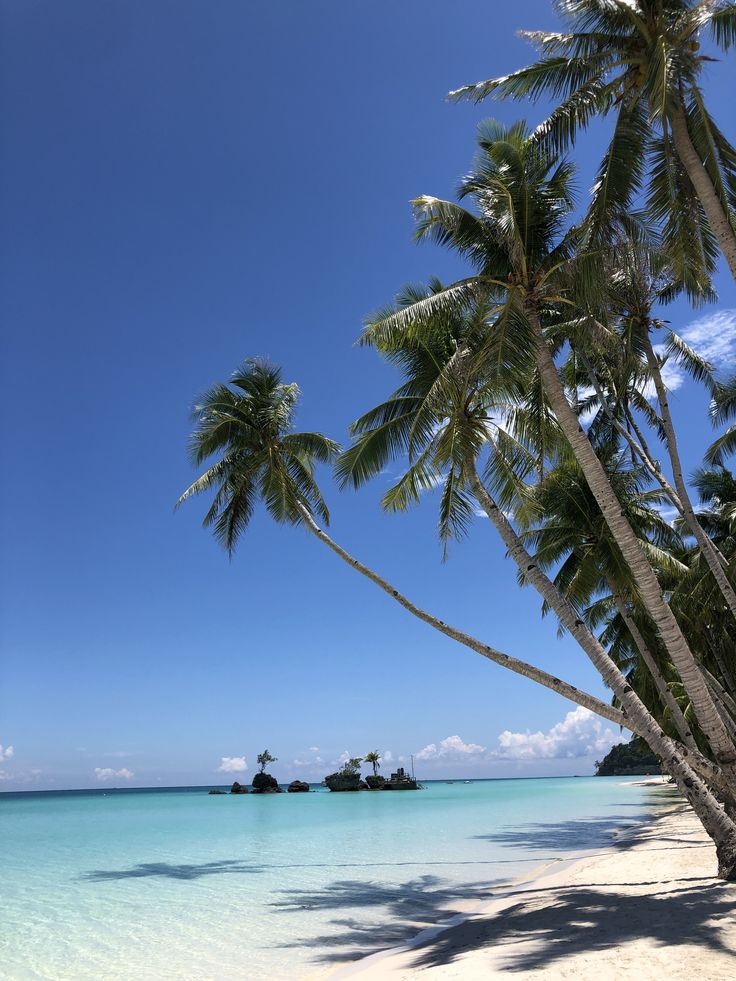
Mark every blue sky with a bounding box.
[2,1,735,790]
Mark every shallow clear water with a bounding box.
[1,777,657,980]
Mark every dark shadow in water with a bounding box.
[405,880,736,973]
[273,874,504,963]
[80,856,542,883]
[81,860,266,881]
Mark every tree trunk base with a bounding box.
[716,834,736,880]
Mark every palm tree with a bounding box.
[519,448,698,751]
[354,123,736,872]
[449,0,736,282]
[564,240,736,621]
[364,751,381,776]
[363,120,735,776]
[177,359,627,729]
[341,274,735,846]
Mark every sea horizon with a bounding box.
[0,772,610,797]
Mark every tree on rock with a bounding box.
[257,750,277,773]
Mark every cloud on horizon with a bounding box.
[94,767,134,781]
[416,735,487,761]
[217,756,247,773]
[414,709,620,769]
[491,707,619,761]
[0,743,14,761]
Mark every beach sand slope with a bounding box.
[334,802,736,980]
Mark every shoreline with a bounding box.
[327,786,736,979]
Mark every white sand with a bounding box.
[330,796,736,980]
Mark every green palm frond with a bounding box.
[447,0,733,290]
[662,328,715,390]
[178,359,337,553]
[706,426,736,466]
[710,3,736,50]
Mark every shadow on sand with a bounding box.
[472,814,645,852]
[405,878,736,973]
[273,802,734,970]
[272,874,502,963]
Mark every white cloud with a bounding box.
[491,707,619,761]
[0,765,42,784]
[416,734,487,761]
[0,744,14,761]
[681,308,736,367]
[95,767,134,781]
[217,756,247,773]
[382,750,394,764]
[293,750,324,766]
[644,308,736,398]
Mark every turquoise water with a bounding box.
[1,777,657,980]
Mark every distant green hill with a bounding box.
[595,736,661,776]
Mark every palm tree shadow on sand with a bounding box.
[270,815,641,965]
[273,808,735,969]
[405,879,736,974]
[272,874,504,964]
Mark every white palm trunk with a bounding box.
[298,503,736,875]
[467,466,711,769]
[642,332,736,620]
[294,504,625,726]
[669,103,736,282]
[527,306,736,780]
[604,574,698,754]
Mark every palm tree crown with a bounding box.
[450,0,736,287]
[177,359,338,554]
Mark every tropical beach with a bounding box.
[335,790,736,981]
[0,777,670,979]
[3,0,736,978]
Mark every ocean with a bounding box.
[1,777,658,980]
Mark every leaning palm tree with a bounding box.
[363,119,736,784]
[341,276,736,862]
[567,240,736,621]
[519,448,698,752]
[356,123,736,872]
[177,359,626,727]
[364,751,381,776]
[449,0,736,283]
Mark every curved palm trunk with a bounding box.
[465,465,736,875]
[712,644,736,702]
[298,504,736,872]
[294,504,625,726]
[468,463,702,762]
[577,347,686,512]
[669,103,736,281]
[642,332,736,620]
[703,667,736,730]
[528,305,736,779]
[604,575,698,753]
